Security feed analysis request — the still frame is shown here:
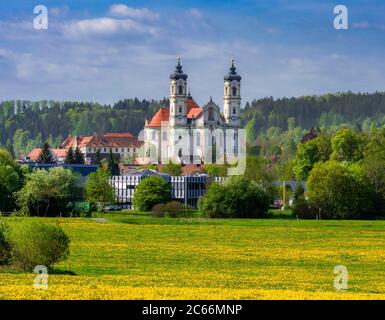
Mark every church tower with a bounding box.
[169,58,188,127]
[223,59,241,127]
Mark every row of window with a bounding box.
[86,147,137,153]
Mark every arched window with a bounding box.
[233,108,236,114]
[232,87,237,96]
[179,106,182,113]
[178,85,183,95]
[209,110,213,121]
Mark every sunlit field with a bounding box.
[1,216,385,300]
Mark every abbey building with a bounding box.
[144,59,242,164]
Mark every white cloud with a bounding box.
[108,4,159,21]
[62,17,160,39]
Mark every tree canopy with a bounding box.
[133,176,171,212]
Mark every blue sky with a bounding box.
[0,0,384,106]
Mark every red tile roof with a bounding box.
[61,136,85,149]
[146,97,202,127]
[60,133,142,149]
[104,132,134,138]
[28,148,68,161]
[187,97,203,118]
[146,107,170,127]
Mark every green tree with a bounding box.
[293,136,331,180]
[204,164,228,177]
[361,129,385,214]
[12,129,31,158]
[16,167,78,216]
[331,128,366,162]
[133,176,171,211]
[307,160,374,219]
[244,156,276,199]
[74,147,85,164]
[37,142,55,164]
[198,175,271,218]
[160,161,182,176]
[95,149,102,164]
[108,149,120,176]
[65,147,75,164]
[363,128,385,160]
[0,149,24,212]
[245,115,258,144]
[85,168,115,206]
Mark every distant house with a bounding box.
[27,148,68,163]
[60,133,143,164]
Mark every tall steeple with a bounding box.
[169,58,188,127]
[223,59,241,126]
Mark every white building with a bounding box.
[144,59,242,164]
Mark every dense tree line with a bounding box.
[0,98,167,157]
[241,91,385,133]
[2,92,385,159]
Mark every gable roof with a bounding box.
[28,148,68,161]
[60,133,141,149]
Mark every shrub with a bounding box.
[292,197,317,219]
[164,201,184,218]
[133,176,171,212]
[266,209,294,219]
[0,219,11,265]
[199,175,271,218]
[151,203,165,218]
[9,220,70,272]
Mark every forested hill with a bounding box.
[241,91,385,133]
[2,91,385,158]
[0,98,167,157]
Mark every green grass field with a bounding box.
[1,215,385,299]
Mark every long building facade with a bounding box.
[110,170,226,209]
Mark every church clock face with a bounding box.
[177,115,183,121]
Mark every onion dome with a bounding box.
[170,58,188,80]
[224,59,241,81]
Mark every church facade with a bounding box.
[143,59,242,164]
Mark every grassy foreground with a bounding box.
[1,216,385,300]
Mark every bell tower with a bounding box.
[169,58,188,127]
[223,59,241,127]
